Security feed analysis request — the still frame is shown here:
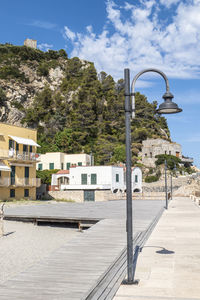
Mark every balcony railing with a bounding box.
[0,149,41,162]
[0,177,41,187]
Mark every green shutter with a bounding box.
[49,163,54,170]
[38,163,43,170]
[91,174,97,184]
[78,162,82,166]
[66,162,71,170]
[116,174,119,182]
[81,174,87,185]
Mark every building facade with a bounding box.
[37,152,93,171]
[51,165,125,192]
[140,139,182,167]
[0,122,41,200]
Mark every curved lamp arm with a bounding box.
[131,68,170,118]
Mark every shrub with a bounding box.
[145,175,159,183]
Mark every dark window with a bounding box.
[61,163,64,170]
[24,189,29,197]
[49,163,54,170]
[165,151,167,154]
[30,146,33,153]
[150,152,152,158]
[169,151,171,155]
[25,167,29,185]
[81,174,87,185]
[0,171,1,177]
[91,174,97,184]
[145,153,147,157]
[23,145,28,153]
[16,143,19,151]
[116,174,119,182]
[9,139,14,150]
[38,163,43,170]
[10,189,15,198]
[135,175,138,183]
[78,162,82,166]
[66,162,71,170]
[10,166,15,185]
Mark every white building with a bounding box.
[51,165,125,193]
[37,152,93,171]
[132,167,142,193]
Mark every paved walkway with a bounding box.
[114,197,200,300]
[1,200,164,299]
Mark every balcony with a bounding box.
[2,177,41,187]
[181,156,194,164]
[0,149,41,162]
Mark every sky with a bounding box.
[1,0,200,166]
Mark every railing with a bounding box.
[0,177,10,187]
[0,149,41,162]
[9,177,41,187]
[181,156,193,163]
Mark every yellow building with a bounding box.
[0,122,41,200]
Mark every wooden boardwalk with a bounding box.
[2,200,164,299]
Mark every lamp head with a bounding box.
[157,91,182,114]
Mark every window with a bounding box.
[9,139,14,150]
[116,174,119,182]
[150,152,152,158]
[49,163,54,170]
[23,145,28,153]
[81,174,87,185]
[16,143,19,152]
[66,162,71,170]
[91,174,97,184]
[165,151,167,154]
[24,189,29,197]
[0,171,1,177]
[29,146,32,153]
[38,163,43,171]
[78,162,82,166]
[10,189,15,198]
[25,167,29,185]
[135,175,138,183]
[145,153,147,157]
[61,163,64,170]
[169,151,171,155]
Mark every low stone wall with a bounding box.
[48,190,84,202]
[48,190,126,202]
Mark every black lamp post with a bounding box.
[124,68,182,284]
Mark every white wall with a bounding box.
[132,167,142,192]
[66,166,125,192]
[37,152,92,170]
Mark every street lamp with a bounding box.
[124,68,182,284]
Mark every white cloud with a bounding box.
[159,0,180,8]
[38,43,53,52]
[63,0,200,80]
[27,20,57,30]
[64,26,76,41]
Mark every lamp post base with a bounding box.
[122,279,140,285]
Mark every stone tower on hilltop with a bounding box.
[24,38,37,49]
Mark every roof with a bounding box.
[56,170,70,174]
[8,135,41,147]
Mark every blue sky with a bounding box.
[1,0,200,167]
